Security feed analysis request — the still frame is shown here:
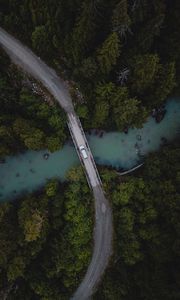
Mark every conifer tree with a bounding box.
[97,32,120,75]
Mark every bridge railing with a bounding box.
[67,120,92,189]
[75,115,102,186]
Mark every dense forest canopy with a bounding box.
[0,0,180,299]
[0,49,67,158]
[0,167,94,299]
[0,0,180,130]
[0,142,179,299]
[94,142,180,299]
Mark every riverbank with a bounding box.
[0,98,179,202]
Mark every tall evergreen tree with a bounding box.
[97,32,120,75]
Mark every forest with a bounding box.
[94,142,180,299]
[0,0,179,131]
[0,49,67,158]
[0,166,94,299]
[0,0,180,299]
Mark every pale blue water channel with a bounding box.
[0,98,179,201]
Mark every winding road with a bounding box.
[0,27,113,299]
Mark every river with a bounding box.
[0,98,179,202]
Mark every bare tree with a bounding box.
[117,68,130,85]
[131,0,140,12]
[113,24,132,38]
[112,0,132,38]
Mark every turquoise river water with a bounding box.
[0,98,179,201]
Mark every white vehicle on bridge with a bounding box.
[79,145,88,159]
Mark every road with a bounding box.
[0,27,113,299]
[67,112,102,187]
[0,27,73,113]
[67,112,113,299]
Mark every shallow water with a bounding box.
[88,99,180,169]
[0,98,179,201]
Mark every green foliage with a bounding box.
[18,195,49,243]
[0,57,67,158]
[45,179,59,197]
[77,57,98,80]
[65,0,98,66]
[46,136,62,152]
[130,54,176,107]
[53,166,93,289]
[7,256,25,281]
[112,87,147,130]
[1,0,179,131]
[76,104,89,119]
[12,118,46,150]
[112,0,131,37]
[153,61,176,104]
[0,168,93,299]
[31,25,51,56]
[23,210,45,242]
[24,129,46,150]
[0,2,180,299]
[95,143,180,300]
[93,83,148,130]
[97,32,120,75]
[131,54,160,93]
[93,100,109,127]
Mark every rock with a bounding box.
[152,106,166,123]
[161,137,167,144]
[155,108,166,123]
[43,153,50,160]
[136,134,142,141]
[155,112,164,123]
[99,131,104,138]
[124,127,128,134]
[134,142,139,149]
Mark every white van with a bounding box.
[79,145,88,159]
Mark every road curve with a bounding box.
[72,186,112,300]
[0,27,113,299]
[0,27,73,113]
[67,113,113,299]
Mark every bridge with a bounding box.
[67,112,113,300]
[67,112,102,188]
[0,27,113,300]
